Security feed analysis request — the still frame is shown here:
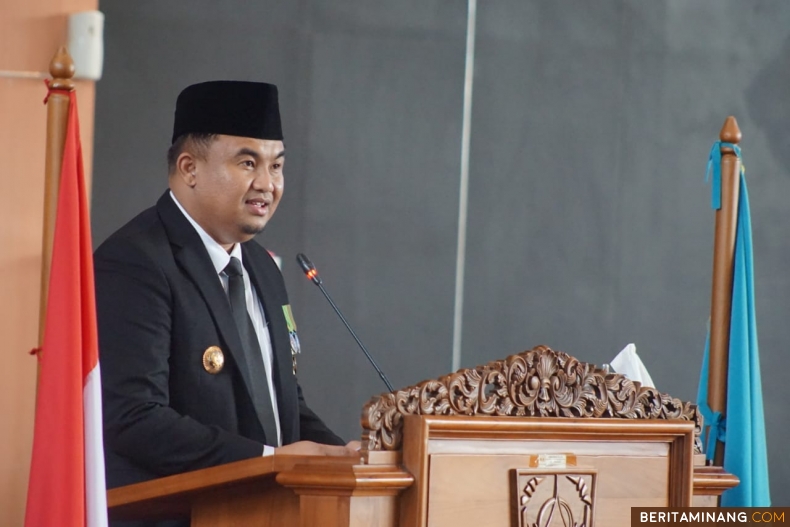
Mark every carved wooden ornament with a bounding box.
[514,469,597,527]
[361,345,702,452]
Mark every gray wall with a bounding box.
[94,0,789,504]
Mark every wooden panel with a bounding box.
[349,496,399,527]
[192,482,299,527]
[426,452,668,527]
[297,494,403,527]
[299,495,350,527]
[0,1,96,525]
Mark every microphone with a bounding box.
[296,253,394,392]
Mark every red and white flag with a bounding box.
[25,91,107,527]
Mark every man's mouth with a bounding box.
[245,198,270,216]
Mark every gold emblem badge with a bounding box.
[202,346,224,374]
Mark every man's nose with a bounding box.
[252,169,274,191]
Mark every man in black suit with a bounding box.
[95,81,357,503]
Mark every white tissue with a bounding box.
[610,343,655,389]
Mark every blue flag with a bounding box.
[697,143,771,506]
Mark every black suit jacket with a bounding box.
[95,192,343,493]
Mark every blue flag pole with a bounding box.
[697,117,770,506]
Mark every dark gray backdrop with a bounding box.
[93,0,789,504]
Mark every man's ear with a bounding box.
[176,152,198,187]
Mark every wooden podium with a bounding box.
[108,347,737,526]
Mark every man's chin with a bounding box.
[241,223,266,237]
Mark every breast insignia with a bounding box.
[202,345,224,374]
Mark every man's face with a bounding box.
[188,134,284,247]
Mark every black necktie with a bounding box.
[223,257,279,445]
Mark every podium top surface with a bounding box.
[107,454,356,519]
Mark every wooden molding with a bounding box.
[277,463,413,497]
[693,466,740,496]
[361,346,702,453]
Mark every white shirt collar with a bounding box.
[169,190,242,275]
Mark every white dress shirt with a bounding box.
[170,191,280,455]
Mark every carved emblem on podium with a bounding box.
[361,346,702,453]
[513,469,597,527]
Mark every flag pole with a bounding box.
[38,47,75,348]
[707,116,742,466]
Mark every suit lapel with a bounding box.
[156,192,263,433]
[242,244,299,444]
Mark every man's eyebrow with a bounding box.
[235,148,262,160]
[275,149,286,160]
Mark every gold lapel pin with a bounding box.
[202,345,224,374]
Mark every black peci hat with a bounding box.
[172,81,283,144]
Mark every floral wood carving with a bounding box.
[360,345,702,452]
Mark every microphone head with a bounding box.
[296,253,322,285]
